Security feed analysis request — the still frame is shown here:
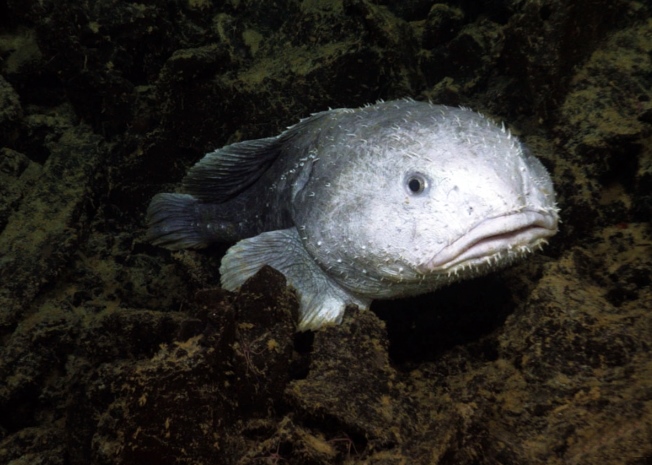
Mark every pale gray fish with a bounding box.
[147,100,559,331]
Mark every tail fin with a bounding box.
[146,193,210,250]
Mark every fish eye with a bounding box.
[405,173,429,195]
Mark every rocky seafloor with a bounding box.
[0,0,651,464]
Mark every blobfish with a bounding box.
[147,100,559,330]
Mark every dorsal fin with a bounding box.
[181,110,337,203]
[181,136,283,203]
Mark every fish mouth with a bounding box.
[420,209,558,273]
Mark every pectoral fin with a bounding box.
[182,137,283,203]
[220,228,370,331]
[182,109,337,204]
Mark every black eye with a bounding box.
[405,173,429,195]
[408,178,424,193]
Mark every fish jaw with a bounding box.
[418,208,559,274]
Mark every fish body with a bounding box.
[147,100,559,330]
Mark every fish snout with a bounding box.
[419,209,558,274]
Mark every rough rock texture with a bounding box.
[1,0,651,464]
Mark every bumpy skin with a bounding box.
[147,100,559,330]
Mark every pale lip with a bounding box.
[420,210,558,272]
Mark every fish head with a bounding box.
[296,105,559,298]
